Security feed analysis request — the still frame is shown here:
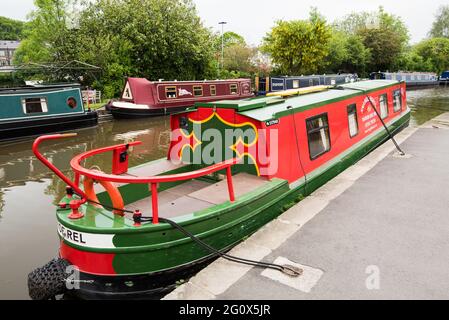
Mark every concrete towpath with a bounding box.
[164,113,449,300]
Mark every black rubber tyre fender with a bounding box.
[28,258,71,300]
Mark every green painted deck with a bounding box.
[194,80,401,122]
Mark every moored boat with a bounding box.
[109,78,254,119]
[29,80,410,299]
[0,84,98,141]
[255,74,357,95]
[370,72,439,88]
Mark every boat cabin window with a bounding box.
[293,80,300,89]
[347,104,359,138]
[393,90,402,112]
[22,97,48,114]
[230,84,238,94]
[306,113,331,160]
[379,94,389,119]
[210,85,216,96]
[165,86,177,99]
[193,85,203,97]
[67,97,77,109]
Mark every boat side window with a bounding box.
[210,85,216,96]
[379,94,389,119]
[393,90,402,112]
[165,86,177,99]
[306,113,331,160]
[347,104,359,138]
[193,85,203,97]
[230,84,238,94]
[22,97,48,114]
[293,80,299,89]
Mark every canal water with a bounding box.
[0,87,448,299]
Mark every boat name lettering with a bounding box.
[58,223,86,244]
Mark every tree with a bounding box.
[334,7,409,72]
[430,5,449,38]
[395,48,433,72]
[223,43,256,76]
[322,31,371,75]
[261,9,331,75]
[16,0,218,97]
[414,38,449,74]
[361,27,403,72]
[214,31,246,51]
[0,16,25,40]
[14,0,78,65]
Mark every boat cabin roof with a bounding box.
[0,83,81,95]
[194,80,401,121]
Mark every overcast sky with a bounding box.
[2,0,446,45]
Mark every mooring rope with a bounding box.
[67,197,303,278]
[338,86,406,156]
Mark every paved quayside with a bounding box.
[164,113,449,300]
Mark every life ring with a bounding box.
[83,173,125,216]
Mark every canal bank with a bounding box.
[164,112,449,300]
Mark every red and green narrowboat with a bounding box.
[29,80,410,299]
[109,78,253,119]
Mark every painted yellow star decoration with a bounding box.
[179,129,202,159]
[180,112,261,176]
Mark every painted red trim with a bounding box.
[32,133,87,199]
[60,242,116,275]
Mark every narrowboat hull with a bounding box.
[109,105,187,119]
[59,110,410,300]
[30,80,411,300]
[111,77,254,119]
[0,112,98,141]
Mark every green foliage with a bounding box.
[14,0,78,65]
[414,38,449,74]
[360,27,403,72]
[223,43,256,77]
[0,16,25,40]
[262,9,331,75]
[430,5,449,38]
[214,31,246,51]
[322,31,371,76]
[334,7,409,73]
[76,0,217,97]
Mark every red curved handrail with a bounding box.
[34,134,239,224]
[33,133,87,199]
[70,151,239,184]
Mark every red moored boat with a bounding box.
[109,78,253,119]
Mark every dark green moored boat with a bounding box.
[29,80,410,299]
[0,84,98,141]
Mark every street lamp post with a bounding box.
[219,21,227,72]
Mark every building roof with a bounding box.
[195,80,401,122]
[0,41,20,50]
